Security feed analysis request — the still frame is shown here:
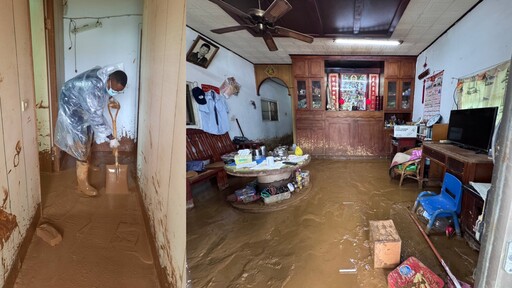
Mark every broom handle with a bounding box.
[108,102,120,167]
[407,209,461,288]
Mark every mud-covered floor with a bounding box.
[13,152,160,288]
[187,159,479,287]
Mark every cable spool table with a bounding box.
[224,155,312,212]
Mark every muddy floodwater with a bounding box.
[187,159,479,287]
[14,153,159,288]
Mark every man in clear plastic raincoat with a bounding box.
[55,64,127,197]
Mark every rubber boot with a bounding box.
[76,161,98,197]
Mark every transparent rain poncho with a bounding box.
[55,64,123,161]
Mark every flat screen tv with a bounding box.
[447,107,498,152]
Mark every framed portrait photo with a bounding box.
[186,36,219,69]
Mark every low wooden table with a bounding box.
[224,155,311,212]
[224,155,311,187]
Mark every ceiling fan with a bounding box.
[209,0,314,51]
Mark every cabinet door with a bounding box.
[308,59,324,77]
[384,61,400,78]
[292,58,308,77]
[310,78,324,110]
[384,79,398,111]
[296,79,308,109]
[400,61,416,78]
[400,80,413,111]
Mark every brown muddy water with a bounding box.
[14,152,159,288]
[187,159,479,288]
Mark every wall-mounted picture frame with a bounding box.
[186,36,219,69]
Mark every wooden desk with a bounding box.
[420,143,493,185]
[391,136,417,155]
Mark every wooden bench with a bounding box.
[186,129,236,207]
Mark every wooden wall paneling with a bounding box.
[14,0,40,219]
[138,0,186,285]
[0,0,35,282]
[254,64,293,96]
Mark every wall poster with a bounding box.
[423,71,444,122]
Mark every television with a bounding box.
[447,107,498,152]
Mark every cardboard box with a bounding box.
[369,220,401,268]
[234,154,252,165]
[393,125,417,138]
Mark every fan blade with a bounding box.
[211,25,254,34]
[263,32,278,51]
[209,0,250,20]
[263,0,292,23]
[274,26,314,43]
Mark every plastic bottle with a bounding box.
[296,169,303,189]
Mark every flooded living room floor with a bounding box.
[187,159,479,288]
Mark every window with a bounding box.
[186,82,200,127]
[261,99,278,121]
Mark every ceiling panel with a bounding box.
[187,0,481,63]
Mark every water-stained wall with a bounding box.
[137,0,186,286]
[0,0,42,285]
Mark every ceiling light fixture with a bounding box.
[334,38,402,46]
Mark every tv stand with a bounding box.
[420,143,493,185]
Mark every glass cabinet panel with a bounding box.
[296,80,307,109]
[386,81,397,109]
[401,81,412,110]
[311,80,322,109]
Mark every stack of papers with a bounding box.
[250,162,285,170]
[236,161,257,169]
[288,154,309,163]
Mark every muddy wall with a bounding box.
[0,0,42,285]
[137,0,186,287]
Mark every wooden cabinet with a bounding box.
[420,143,494,185]
[292,58,324,77]
[384,60,415,78]
[384,59,415,113]
[384,78,414,112]
[461,185,484,245]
